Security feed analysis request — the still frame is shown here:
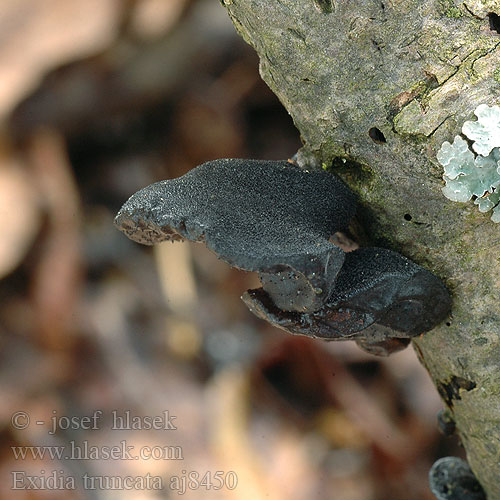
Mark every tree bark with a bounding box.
[221,0,500,496]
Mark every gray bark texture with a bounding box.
[222,0,500,497]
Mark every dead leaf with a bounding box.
[0,155,41,278]
[0,0,120,120]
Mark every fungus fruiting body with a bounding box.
[438,104,500,222]
[115,159,354,312]
[429,457,485,500]
[115,158,451,356]
[244,247,451,350]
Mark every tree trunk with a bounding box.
[221,0,500,496]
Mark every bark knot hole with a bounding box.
[368,127,386,144]
[313,0,333,14]
[488,13,500,35]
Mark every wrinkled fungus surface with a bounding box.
[115,158,451,356]
[115,159,353,311]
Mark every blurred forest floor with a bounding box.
[0,1,462,499]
